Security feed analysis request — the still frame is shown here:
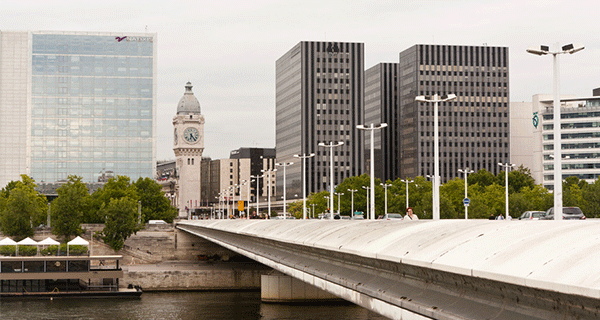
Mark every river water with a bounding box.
[0,291,389,320]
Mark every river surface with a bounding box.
[0,291,389,320]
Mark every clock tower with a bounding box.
[173,82,205,219]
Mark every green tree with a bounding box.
[133,177,177,223]
[468,169,496,188]
[50,175,91,241]
[506,165,536,193]
[101,197,142,251]
[0,176,47,240]
[306,191,330,218]
[89,176,139,223]
[581,179,600,218]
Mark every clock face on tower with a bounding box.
[183,127,199,144]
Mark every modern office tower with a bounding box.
[398,44,510,181]
[532,94,600,189]
[365,63,399,181]
[276,41,364,198]
[0,31,156,188]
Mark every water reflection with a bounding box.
[0,291,388,320]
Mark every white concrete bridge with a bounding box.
[177,219,600,320]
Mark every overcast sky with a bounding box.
[3,0,599,160]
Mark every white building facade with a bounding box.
[532,94,600,189]
[0,30,157,188]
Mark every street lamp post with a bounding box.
[246,179,254,218]
[380,183,392,216]
[457,168,474,219]
[311,203,316,219]
[415,94,457,220]
[400,178,413,210]
[251,174,263,218]
[261,168,277,218]
[356,123,387,219]
[347,188,357,218]
[275,162,294,219]
[498,162,516,219]
[362,186,370,219]
[527,43,584,220]
[318,141,344,220]
[294,153,315,219]
[334,192,344,215]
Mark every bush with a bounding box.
[0,245,16,256]
[59,244,88,256]
[40,245,60,256]
[18,245,38,256]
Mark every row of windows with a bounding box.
[421,111,508,118]
[544,173,600,181]
[315,58,352,63]
[31,129,151,138]
[543,110,600,120]
[32,34,154,56]
[420,70,507,77]
[544,132,600,140]
[543,142,600,150]
[543,122,600,130]
[543,153,600,160]
[315,109,352,114]
[420,131,508,138]
[316,78,351,84]
[316,89,350,94]
[422,152,508,158]
[544,163,600,170]
[421,141,505,148]
[316,120,351,125]
[420,121,506,128]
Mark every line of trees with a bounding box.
[287,166,600,219]
[0,175,177,251]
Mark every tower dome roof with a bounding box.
[177,82,201,115]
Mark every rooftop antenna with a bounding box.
[145,25,148,32]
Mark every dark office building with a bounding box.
[399,44,510,181]
[364,63,399,181]
[276,41,365,197]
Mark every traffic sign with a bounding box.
[463,198,470,206]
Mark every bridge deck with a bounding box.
[178,219,600,320]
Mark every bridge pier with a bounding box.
[261,272,343,303]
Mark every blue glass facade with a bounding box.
[30,33,155,183]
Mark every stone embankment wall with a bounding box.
[123,262,272,291]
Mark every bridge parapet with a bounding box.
[178,219,600,320]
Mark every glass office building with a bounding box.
[0,31,156,187]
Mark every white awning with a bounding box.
[67,236,89,246]
[17,237,38,246]
[38,237,60,246]
[0,237,17,246]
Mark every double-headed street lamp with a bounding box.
[457,168,474,219]
[362,186,370,218]
[275,162,294,219]
[347,188,357,218]
[250,174,263,218]
[527,43,584,220]
[261,168,277,218]
[356,123,387,220]
[380,183,392,216]
[294,153,315,219]
[318,141,344,220]
[400,178,413,210]
[498,162,515,219]
[415,94,457,220]
[334,192,344,215]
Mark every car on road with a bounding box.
[381,213,403,220]
[518,211,545,220]
[540,207,586,220]
[351,213,365,220]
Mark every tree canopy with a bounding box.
[50,175,91,241]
